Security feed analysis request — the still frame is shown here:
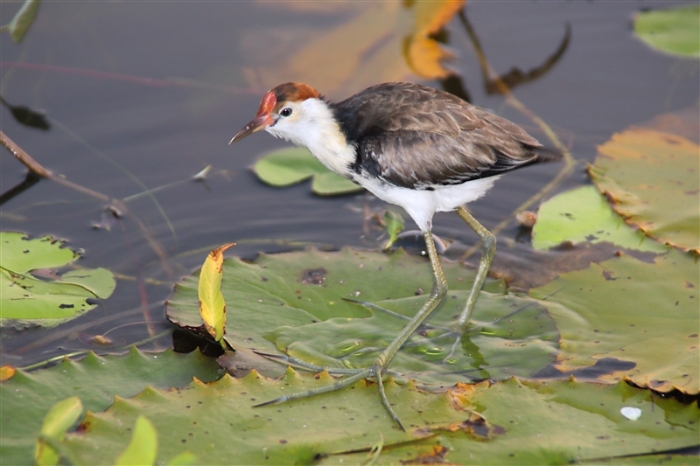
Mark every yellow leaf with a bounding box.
[406,0,463,79]
[198,243,235,342]
[0,365,16,381]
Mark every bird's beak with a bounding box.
[229,91,276,145]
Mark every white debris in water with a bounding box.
[620,407,642,420]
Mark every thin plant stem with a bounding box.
[457,9,578,261]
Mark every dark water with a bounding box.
[1,1,697,366]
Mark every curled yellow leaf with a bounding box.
[198,243,235,342]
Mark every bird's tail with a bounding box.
[533,146,564,163]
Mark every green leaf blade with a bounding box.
[35,396,83,466]
[114,416,158,466]
[7,0,42,43]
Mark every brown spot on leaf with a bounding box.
[75,420,91,433]
[301,268,327,285]
[402,445,448,464]
[412,411,503,441]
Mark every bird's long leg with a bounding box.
[455,206,496,332]
[256,230,449,430]
[369,229,448,371]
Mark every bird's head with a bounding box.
[229,82,322,145]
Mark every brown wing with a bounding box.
[333,82,543,189]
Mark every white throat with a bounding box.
[265,98,355,177]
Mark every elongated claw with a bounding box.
[252,350,363,375]
[252,366,405,431]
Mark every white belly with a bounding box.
[357,175,500,232]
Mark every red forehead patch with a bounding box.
[256,91,277,117]
[271,82,319,104]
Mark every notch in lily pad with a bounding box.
[198,243,235,346]
[251,147,363,196]
[0,231,116,327]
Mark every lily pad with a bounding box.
[357,378,699,464]
[634,5,700,58]
[0,232,116,327]
[530,249,699,395]
[532,185,669,253]
[251,147,362,196]
[168,247,558,386]
[590,128,700,255]
[0,348,220,465]
[35,371,700,464]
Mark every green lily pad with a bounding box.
[634,5,700,58]
[530,249,698,395]
[366,378,699,464]
[268,290,558,385]
[0,348,220,465]
[167,248,559,385]
[251,147,363,196]
[36,371,700,464]
[532,185,669,252]
[589,128,700,255]
[0,232,117,327]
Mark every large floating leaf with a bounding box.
[268,290,558,385]
[356,378,699,464]
[0,348,220,465]
[589,128,700,254]
[40,371,700,464]
[0,232,116,327]
[633,5,700,58]
[532,185,669,253]
[251,147,362,196]
[167,247,559,386]
[530,249,698,395]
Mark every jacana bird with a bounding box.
[230,81,553,429]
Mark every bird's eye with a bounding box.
[280,107,293,117]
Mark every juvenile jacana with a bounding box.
[230,82,552,429]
